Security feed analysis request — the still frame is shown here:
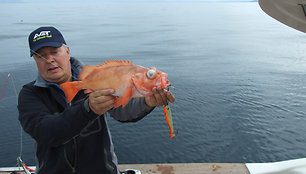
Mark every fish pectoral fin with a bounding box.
[114,87,133,108]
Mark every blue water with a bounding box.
[1,1,306,167]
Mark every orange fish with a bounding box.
[60,60,171,108]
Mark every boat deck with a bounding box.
[0,163,250,174]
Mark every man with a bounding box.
[18,26,175,174]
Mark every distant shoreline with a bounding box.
[0,0,258,3]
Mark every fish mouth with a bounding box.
[131,73,171,96]
[159,73,171,89]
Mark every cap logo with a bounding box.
[33,31,52,42]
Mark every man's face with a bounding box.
[33,45,72,84]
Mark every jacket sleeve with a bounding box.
[18,84,99,147]
[108,97,155,122]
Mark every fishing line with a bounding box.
[0,73,24,171]
[8,74,23,168]
[8,74,24,161]
[8,73,35,173]
[31,47,78,81]
[1,29,77,82]
[0,74,10,100]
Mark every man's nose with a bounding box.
[44,54,55,63]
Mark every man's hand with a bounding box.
[145,87,175,107]
[89,89,115,115]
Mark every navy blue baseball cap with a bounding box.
[28,26,66,57]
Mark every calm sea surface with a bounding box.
[1,1,306,167]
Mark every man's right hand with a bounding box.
[89,89,115,115]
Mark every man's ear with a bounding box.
[66,46,70,55]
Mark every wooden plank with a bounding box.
[119,163,250,174]
[0,163,250,174]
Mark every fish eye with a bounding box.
[147,69,156,79]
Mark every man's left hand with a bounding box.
[145,87,175,107]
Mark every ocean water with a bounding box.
[1,1,306,167]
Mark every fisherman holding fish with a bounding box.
[18,26,175,174]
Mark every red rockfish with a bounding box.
[60,60,171,108]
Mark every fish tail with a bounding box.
[60,81,82,103]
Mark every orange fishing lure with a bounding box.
[164,104,175,139]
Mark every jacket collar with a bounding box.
[34,57,84,88]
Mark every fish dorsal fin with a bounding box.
[79,65,96,80]
[97,60,133,68]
